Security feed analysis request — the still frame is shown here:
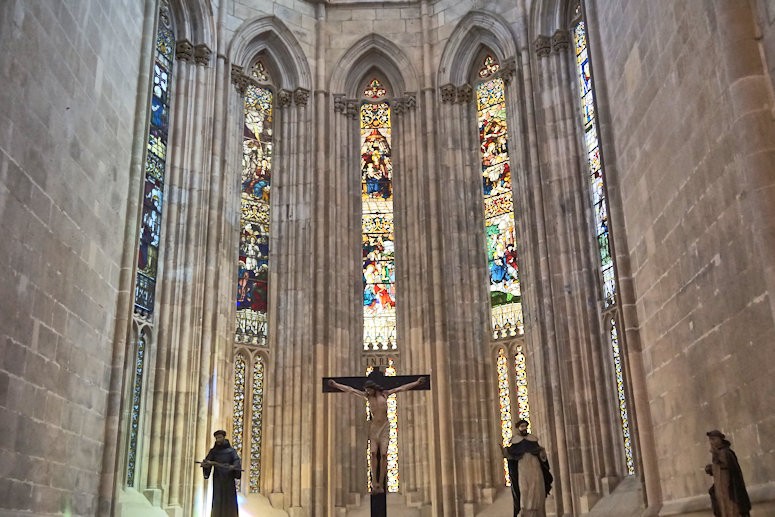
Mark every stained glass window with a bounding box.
[249,357,265,492]
[134,0,174,315]
[479,54,501,78]
[126,331,147,486]
[236,85,273,345]
[361,102,396,351]
[251,61,269,82]
[232,353,247,466]
[573,22,616,307]
[610,319,635,474]
[365,363,399,492]
[364,78,387,99]
[497,348,513,484]
[514,344,531,422]
[476,72,523,338]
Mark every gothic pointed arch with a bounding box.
[437,10,519,87]
[229,16,312,92]
[167,0,215,49]
[330,34,418,96]
[529,0,578,40]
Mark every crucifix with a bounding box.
[323,367,431,517]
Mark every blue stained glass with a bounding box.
[134,0,174,316]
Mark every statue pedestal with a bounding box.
[370,492,386,517]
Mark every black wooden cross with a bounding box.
[323,368,431,517]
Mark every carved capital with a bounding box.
[392,98,405,116]
[345,99,359,119]
[333,94,346,113]
[293,87,310,107]
[440,84,456,103]
[231,64,247,95]
[534,35,551,58]
[176,39,194,62]
[405,93,416,110]
[277,89,292,108]
[552,29,570,52]
[500,58,517,84]
[194,44,211,66]
[456,84,473,104]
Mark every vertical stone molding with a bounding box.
[534,35,551,58]
[175,39,194,62]
[194,44,211,66]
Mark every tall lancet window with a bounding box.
[360,77,399,492]
[232,60,273,492]
[572,8,634,475]
[476,57,523,338]
[134,0,174,317]
[476,53,532,485]
[127,0,175,487]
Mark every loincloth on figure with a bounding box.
[369,420,390,452]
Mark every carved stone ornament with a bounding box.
[552,29,570,52]
[534,35,551,58]
[440,84,456,103]
[277,89,292,108]
[405,93,416,110]
[392,98,405,116]
[500,58,517,84]
[294,88,310,107]
[231,64,247,95]
[345,99,359,119]
[176,39,194,62]
[456,84,473,104]
[194,44,211,66]
[333,94,346,113]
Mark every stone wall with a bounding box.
[588,0,775,509]
[0,0,143,514]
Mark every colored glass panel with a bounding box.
[365,363,399,493]
[252,61,269,82]
[497,348,513,485]
[361,102,396,351]
[126,332,147,486]
[233,353,247,466]
[479,54,501,78]
[364,78,387,99]
[573,21,616,308]
[134,1,174,315]
[514,344,531,422]
[237,86,273,345]
[476,77,523,337]
[250,357,265,492]
[610,319,635,474]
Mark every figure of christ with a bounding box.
[327,376,426,493]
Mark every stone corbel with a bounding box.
[500,58,517,84]
[176,39,194,62]
[230,64,248,95]
[534,35,551,58]
[293,88,310,107]
[456,84,473,104]
[552,29,570,53]
[333,94,346,113]
[194,44,211,66]
[345,99,359,119]
[405,93,416,110]
[440,84,456,103]
[277,89,292,108]
[392,98,405,116]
